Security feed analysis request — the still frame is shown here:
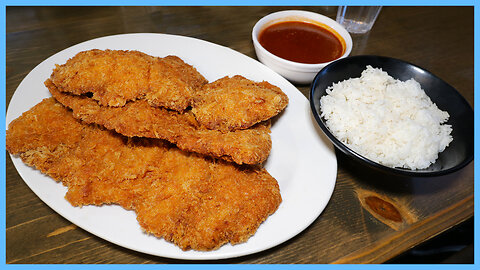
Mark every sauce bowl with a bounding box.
[252,10,352,84]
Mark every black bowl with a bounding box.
[310,55,474,177]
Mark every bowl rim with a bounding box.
[252,9,353,70]
[309,54,474,177]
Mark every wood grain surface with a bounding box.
[5,6,474,264]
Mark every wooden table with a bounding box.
[5,6,474,264]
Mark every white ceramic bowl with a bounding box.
[252,10,353,84]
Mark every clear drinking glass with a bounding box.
[336,6,382,34]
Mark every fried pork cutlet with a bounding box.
[49,49,207,111]
[6,98,282,251]
[192,75,289,131]
[46,79,272,165]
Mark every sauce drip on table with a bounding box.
[259,21,344,64]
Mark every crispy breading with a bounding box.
[47,79,272,165]
[49,49,207,111]
[6,98,282,251]
[192,75,289,131]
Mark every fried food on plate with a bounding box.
[192,75,289,131]
[49,49,207,111]
[6,98,282,251]
[47,79,271,165]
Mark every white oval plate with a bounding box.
[6,33,337,260]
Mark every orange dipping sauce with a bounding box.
[258,21,344,64]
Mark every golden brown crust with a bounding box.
[47,79,272,165]
[6,98,282,251]
[49,49,207,111]
[192,75,289,131]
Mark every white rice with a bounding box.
[320,65,453,170]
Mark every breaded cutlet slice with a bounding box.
[49,49,207,111]
[47,79,272,165]
[6,98,282,251]
[192,75,289,131]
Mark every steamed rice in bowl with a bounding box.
[320,66,453,170]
